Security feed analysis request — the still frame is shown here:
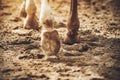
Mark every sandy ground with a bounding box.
[0,0,120,80]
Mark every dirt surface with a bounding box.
[0,0,120,80]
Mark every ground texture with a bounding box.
[0,0,120,80]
